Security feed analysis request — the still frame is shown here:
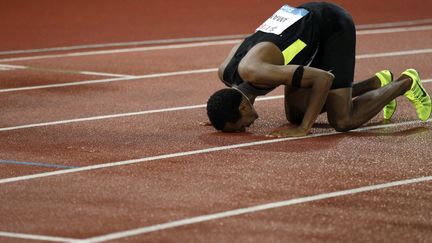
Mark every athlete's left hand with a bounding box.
[266,126,309,138]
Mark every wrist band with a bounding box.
[291,65,304,88]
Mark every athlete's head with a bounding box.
[206,88,258,132]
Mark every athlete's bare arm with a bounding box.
[236,42,334,136]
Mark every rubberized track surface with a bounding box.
[1,0,432,242]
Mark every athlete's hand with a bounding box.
[266,126,309,138]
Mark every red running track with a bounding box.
[0,0,432,242]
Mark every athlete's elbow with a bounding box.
[317,71,334,90]
[238,62,261,83]
[302,67,334,89]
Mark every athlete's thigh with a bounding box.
[310,21,355,89]
[325,87,352,125]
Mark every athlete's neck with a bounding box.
[233,87,256,105]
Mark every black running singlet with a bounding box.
[223,2,356,95]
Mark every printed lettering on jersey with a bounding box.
[256,5,309,35]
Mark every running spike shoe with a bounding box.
[376,70,396,120]
[402,69,432,121]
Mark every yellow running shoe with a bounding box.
[376,70,396,120]
[402,69,432,121]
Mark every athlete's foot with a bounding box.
[402,69,432,121]
[376,70,396,120]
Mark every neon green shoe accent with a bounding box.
[402,69,432,121]
[376,70,396,120]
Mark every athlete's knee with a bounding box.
[332,121,351,132]
[329,116,352,132]
[238,61,262,83]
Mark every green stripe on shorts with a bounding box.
[282,39,307,65]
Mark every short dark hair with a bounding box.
[207,88,243,130]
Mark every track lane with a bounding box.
[0,70,103,89]
[0,5,430,241]
[0,95,430,177]
[0,52,431,128]
[0,27,430,73]
[114,182,432,243]
[0,120,431,240]
[1,19,431,57]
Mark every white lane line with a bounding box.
[1,47,432,94]
[1,63,135,78]
[0,231,78,242]
[79,175,432,243]
[357,25,432,35]
[0,64,26,69]
[0,40,241,63]
[0,76,129,93]
[0,79,431,132]
[357,48,432,59]
[0,67,14,71]
[0,35,247,56]
[1,24,432,63]
[356,18,432,30]
[0,119,430,186]
[78,71,135,78]
[0,64,26,71]
[0,18,431,56]
[0,104,206,132]
[0,95,284,132]
[0,68,218,93]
